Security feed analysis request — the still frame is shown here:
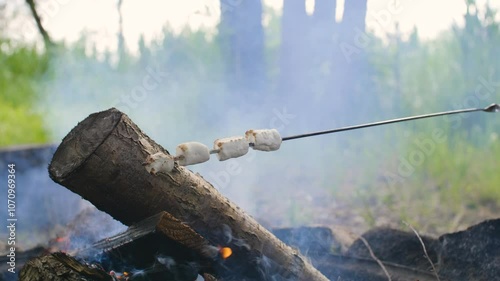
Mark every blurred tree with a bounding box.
[278,0,309,99]
[218,0,266,105]
[460,0,481,89]
[138,34,151,67]
[313,0,337,23]
[451,0,499,138]
[309,0,337,104]
[387,23,402,115]
[25,0,53,49]
[341,0,367,33]
[0,2,6,35]
[329,0,372,123]
[117,0,126,65]
[0,41,50,146]
[275,0,371,124]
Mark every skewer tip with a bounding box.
[484,103,499,113]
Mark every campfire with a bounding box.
[3,108,499,281]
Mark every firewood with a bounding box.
[88,212,209,255]
[19,252,111,281]
[78,212,218,281]
[49,108,329,281]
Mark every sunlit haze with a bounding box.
[7,0,500,53]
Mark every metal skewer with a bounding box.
[281,103,499,142]
[208,103,498,154]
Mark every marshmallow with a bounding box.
[214,136,249,161]
[175,142,210,166]
[245,129,282,151]
[144,152,174,175]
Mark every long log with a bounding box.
[48,108,329,281]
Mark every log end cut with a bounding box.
[49,108,123,181]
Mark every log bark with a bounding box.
[48,108,329,281]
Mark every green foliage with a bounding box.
[0,104,47,147]
[357,1,500,233]
[0,39,49,146]
[407,13,497,163]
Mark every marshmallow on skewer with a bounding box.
[245,129,282,151]
[214,136,249,161]
[175,142,211,166]
[144,152,175,175]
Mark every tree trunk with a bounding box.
[219,0,266,103]
[279,0,309,98]
[116,0,126,63]
[313,0,337,23]
[48,108,329,281]
[310,0,337,110]
[341,0,367,34]
[328,0,371,123]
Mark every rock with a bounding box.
[438,219,500,280]
[346,227,440,272]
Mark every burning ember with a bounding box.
[48,235,70,253]
[218,246,232,260]
[109,270,130,280]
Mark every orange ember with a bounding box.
[219,246,232,259]
[55,236,69,243]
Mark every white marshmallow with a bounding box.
[144,152,174,175]
[175,142,210,166]
[214,136,249,161]
[245,129,282,151]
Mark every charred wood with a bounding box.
[0,247,46,281]
[79,212,218,280]
[19,252,111,281]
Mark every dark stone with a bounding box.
[438,219,500,280]
[346,227,440,272]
